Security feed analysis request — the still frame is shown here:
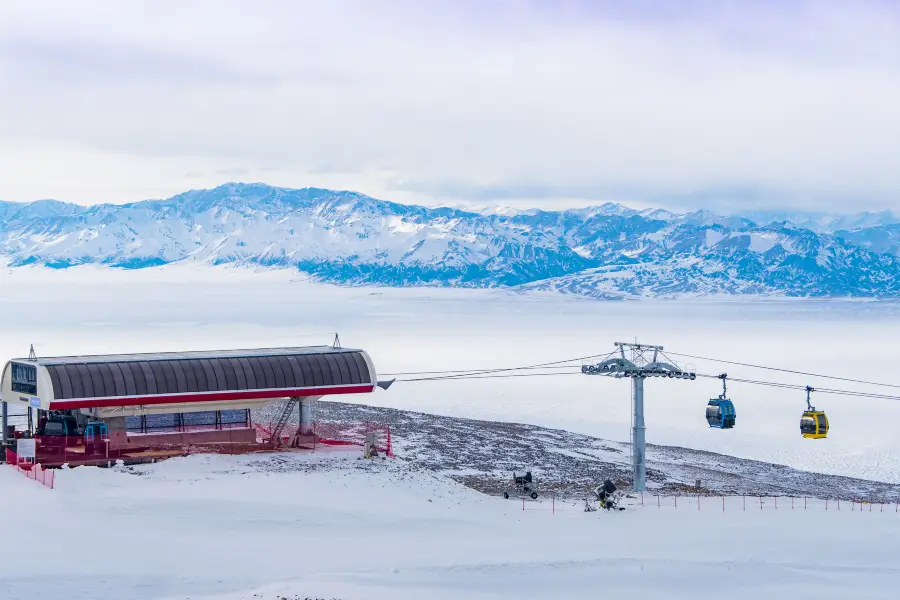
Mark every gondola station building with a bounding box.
[0,345,382,466]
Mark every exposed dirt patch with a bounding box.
[254,400,900,502]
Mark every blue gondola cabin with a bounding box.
[706,398,736,429]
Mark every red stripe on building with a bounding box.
[47,384,376,410]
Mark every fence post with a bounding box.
[826,498,828,511]
[698,494,700,511]
[522,496,525,512]
[760,496,763,511]
[387,426,393,458]
[641,493,644,507]
[775,496,778,510]
[552,494,555,515]
[743,495,746,511]
[791,496,794,510]
[804,497,807,511]
[838,498,840,511]
[674,495,677,509]
[722,496,725,512]
[657,494,660,508]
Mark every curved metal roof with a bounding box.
[31,346,355,365]
[8,347,375,410]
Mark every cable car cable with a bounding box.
[395,369,584,382]
[397,367,900,403]
[395,367,900,400]
[386,350,900,405]
[666,351,900,390]
[695,373,900,401]
[383,351,616,379]
[381,364,590,376]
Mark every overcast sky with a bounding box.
[1,0,899,212]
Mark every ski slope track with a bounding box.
[5,183,900,298]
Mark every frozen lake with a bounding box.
[2,264,900,483]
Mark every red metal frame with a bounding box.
[48,384,376,410]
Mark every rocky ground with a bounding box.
[252,400,900,503]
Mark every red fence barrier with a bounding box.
[315,421,392,457]
[5,449,54,489]
[254,421,393,457]
[637,494,897,513]
[520,495,900,515]
[253,423,304,448]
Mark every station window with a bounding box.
[11,363,37,395]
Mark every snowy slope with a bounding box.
[0,184,595,286]
[736,208,900,233]
[2,452,899,600]
[834,223,900,257]
[4,183,900,298]
[259,400,900,502]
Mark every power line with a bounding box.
[668,351,900,390]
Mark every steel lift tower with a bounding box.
[582,342,695,492]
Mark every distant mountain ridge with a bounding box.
[2,183,900,299]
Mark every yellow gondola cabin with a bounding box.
[800,410,828,439]
[800,386,828,439]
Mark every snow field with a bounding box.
[3,266,900,597]
[2,451,900,600]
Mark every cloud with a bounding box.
[389,179,631,203]
[215,168,250,177]
[0,37,274,86]
[0,0,898,211]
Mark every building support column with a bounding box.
[299,399,313,436]
[632,375,646,492]
[105,416,128,451]
[1,401,7,445]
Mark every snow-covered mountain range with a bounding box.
[3,183,900,299]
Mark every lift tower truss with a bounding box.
[582,342,696,492]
